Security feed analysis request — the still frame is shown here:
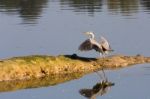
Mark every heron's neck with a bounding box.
[90,33,95,39]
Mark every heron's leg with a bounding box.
[95,69,107,81]
[95,71,103,81]
[102,54,105,58]
[101,68,107,81]
[99,53,105,58]
[100,53,106,59]
[99,53,102,57]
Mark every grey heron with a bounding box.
[78,32,113,57]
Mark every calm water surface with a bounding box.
[0,0,150,99]
[0,0,150,58]
[0,64,150,99]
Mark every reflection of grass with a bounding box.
[0,54,149,82]
[0,73,84,92]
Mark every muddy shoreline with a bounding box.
[0,54,149,82]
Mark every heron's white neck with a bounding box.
[89,33,95,39]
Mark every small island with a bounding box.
[0,54,150,82]
[0,54,150,92]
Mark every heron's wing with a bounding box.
[100,36,111,50]
[78,39,93,51]
[79,39,103,53]
[91,39,103,52]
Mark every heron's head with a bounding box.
[84,32,95,39]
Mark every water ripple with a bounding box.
[0,0,150,24]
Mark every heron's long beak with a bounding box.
[84,32,89,35]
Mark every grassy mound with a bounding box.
[0,54,149,82]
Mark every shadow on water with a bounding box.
[79,70,115,99]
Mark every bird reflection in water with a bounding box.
[79,69,115,99]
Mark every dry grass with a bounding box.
[0,54,149,82]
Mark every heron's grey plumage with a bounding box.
[78,32,113,57]
[79,39,104,53]
[100,36,113,53]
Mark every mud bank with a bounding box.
[0,54,150,82]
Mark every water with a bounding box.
[0,64,150,99]
[0,0,150,59]
[0,0,150,98]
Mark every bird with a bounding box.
[78,32,113,57]
[79,80,114,99]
